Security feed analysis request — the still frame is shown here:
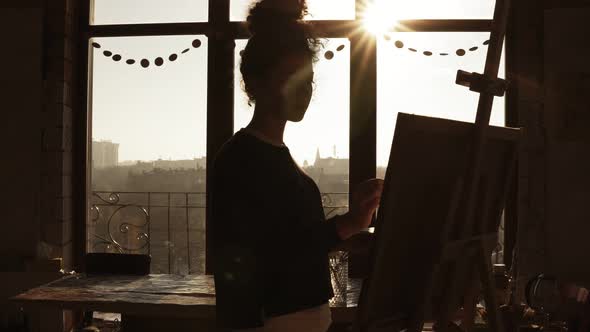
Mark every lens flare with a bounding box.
[362,0,400,35]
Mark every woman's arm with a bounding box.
[334,178,384,241]
[288,178,384,254]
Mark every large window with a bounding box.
[88,35,208,274]
[83,0,510,273]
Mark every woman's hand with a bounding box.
[336,178,384,240]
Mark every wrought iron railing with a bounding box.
[89,190,506,274]
[89,191,349,275]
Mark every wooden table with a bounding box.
[12,274,362,332]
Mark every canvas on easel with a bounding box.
[355,113,520,332]
[354,0,514,328]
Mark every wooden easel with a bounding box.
[356,0,514,331]
[412,0,513,330]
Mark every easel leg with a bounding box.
[462,279,481,332]
[478,248,504,332]
[435,261,470,332]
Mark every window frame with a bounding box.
[77,0,515,274]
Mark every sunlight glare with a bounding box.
[362,0,400,35]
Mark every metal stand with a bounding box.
[436,0,512,330]
[404,0,513,331]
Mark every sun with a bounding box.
[362,0,401,35]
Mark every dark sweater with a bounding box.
[211,130,342,329]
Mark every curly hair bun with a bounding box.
[247,0,308,36]
[240,0,319,105]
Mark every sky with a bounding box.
[91,0,503,167]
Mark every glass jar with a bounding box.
[328,251,348,307]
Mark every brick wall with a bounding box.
[0,0,77,329]
[0,0,44,263]
[0,0,77,268]
[39,0,77,270]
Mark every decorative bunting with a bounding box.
[382,36,490,58]
[92,38,203,69]
[323,43,347,60]
[320,38,491,60]
[93,36,491,69]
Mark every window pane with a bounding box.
[231,0,355,21]
[377,32,506,172]
[88,36,208,275]
[91,0,208,25]
[234,38,350,217]
[364,0,496,20]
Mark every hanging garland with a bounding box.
[321,38,490,60]
[383,36,491,57]
[91,38,203,68]
[92,36,490,68]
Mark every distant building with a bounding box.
[313,148,349,175]
[302,148,349,193]
[153,157,207,170]
[93,140,119,169]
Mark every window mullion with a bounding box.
[205,0,233,275]
[349,35,377,205]
[350,0,378,213]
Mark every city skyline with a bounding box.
[92,139,351,168]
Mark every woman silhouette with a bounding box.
[211,1,383,331]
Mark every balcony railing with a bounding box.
[89,191,349,275]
